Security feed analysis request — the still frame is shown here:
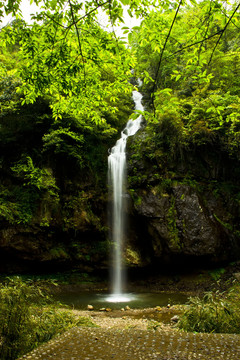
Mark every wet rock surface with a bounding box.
[130,183,239,265]
[19,325,240,360]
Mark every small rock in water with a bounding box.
[155,306,162,312]
[121,308,125,311]
[171,315,179,323]
[99,308,106,311]
[106,307,112,312]
[125,305,130,310]
[87,304,94,311]
[167,304,171,308]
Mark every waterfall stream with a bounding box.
[107,83,144,302]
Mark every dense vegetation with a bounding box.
[0,0,240,267]
[129,0,240,172]
[178,283,240,334]
[1,1,240,357]
[0,277,96,360]
[0,1,138,270]
[126,0,240,263]
[0,14,133,226]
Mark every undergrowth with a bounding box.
[0,277,96,360]
[178,283,240,334]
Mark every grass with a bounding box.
[178,282,240,334]
[0,277,97,360]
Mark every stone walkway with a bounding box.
[19,326,240,360]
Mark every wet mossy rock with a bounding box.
[0,97,112,273]
[130,184,234,261]
[0,96,240,273]
[0,217,109,273]
[127,128,240,267]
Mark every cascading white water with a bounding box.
[107,83,144,302]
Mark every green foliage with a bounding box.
[129,188,142,206]
[0,184,39,224]
[130,0,240,159]
[32,307,96,344]
[0,156,60,225]
[0,0,240,268]
[68,239,109,262]
[140,87,240,160]
[62,191,104,231]
[0,12,137,232]
[213,214,233,232]
[0,277,42,359]
[0,75,21,112]
[11,156,59,195]
[49,246,70,260]
[42,127,85,166]
[0,9,135,131]
[0,188,19,223]
[178,284,240,334]
[208,267,226,281]
[0,277,96,360]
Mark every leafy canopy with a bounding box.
[130,0,240,157]
[0,0,161,133]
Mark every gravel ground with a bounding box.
[18,308,240,360]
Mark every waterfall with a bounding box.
[108,82,144,301]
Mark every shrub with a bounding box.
[0,277,42,359]
[178,284,240,334]
[0,277,96,359]
[32,307,96,344]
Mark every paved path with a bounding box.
[19,326,240,360]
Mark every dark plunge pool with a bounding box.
[54,291,188,310]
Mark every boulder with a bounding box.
[129,183,239,265]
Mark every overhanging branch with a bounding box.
[44,0,109,30]
[152,0,183,113]
[162,30,223,61]
[208,2,240,65]
[68,0,86,87]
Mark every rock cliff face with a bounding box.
[0,98,240,274]
[126,129,240,269]
[1,131,240,273]
[0,192,109,273]
[0,98,111,274]
[127,184,239,267]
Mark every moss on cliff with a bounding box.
[0,80,133,272]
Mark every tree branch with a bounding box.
[221,7,240,30]
[43,0,109,30]
[67,0,109,29]
[107,0,124,65]
[197,0,213,64]
[162,30,223,61]
[208,2,240,65]
[152,0,183,113]
[68,0,86,87]
[43,13,66,28]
